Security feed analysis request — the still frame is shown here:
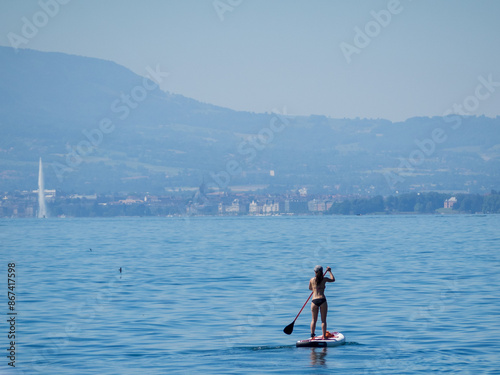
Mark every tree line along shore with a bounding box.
[1,190,500,218]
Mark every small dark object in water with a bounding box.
[119,267,122,273]
[89,248,92,251]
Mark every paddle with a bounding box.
[283,269,328,335]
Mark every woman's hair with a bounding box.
[315,270,324,286]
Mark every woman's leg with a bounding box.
[310,303,319,337]
[319,301,328,339]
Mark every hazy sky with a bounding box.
[1,0,499,121]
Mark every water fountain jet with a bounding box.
[38,158,48,218]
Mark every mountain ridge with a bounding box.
[0,46,499,195]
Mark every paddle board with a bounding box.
[296,331,345,347]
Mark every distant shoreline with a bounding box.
[1,190,499,218]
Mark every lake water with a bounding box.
[1,215,499,374]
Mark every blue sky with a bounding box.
[1,0,499,121]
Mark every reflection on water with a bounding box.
[310,347,328,367]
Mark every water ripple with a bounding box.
[1,215,499,374]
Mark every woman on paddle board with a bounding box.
[309,265,335,339]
